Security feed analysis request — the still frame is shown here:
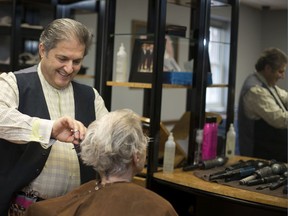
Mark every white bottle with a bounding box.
[163,132,176,173]
[194,129,203,164]
[115,43,127,82]
[225,123,236,158]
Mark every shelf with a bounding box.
[106,81,228,89]
[167,0,230,8]
[21,23,44,30]
[21,24,43,39]
[112,33,230,46]
[75,74,94,79]
[112,33,190,39]
[20,0,83,4]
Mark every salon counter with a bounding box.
[150,156,287,216]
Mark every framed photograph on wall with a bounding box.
[129,38,154,83]
[130,20,181,83]
[131,20,179,62]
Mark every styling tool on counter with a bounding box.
[183,156,228,171]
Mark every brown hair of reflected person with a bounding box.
[255,48,287,72]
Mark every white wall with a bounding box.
[235,4,262,107]
[235,6,287,107]
[76,2,287,120]
[261,9,287,89]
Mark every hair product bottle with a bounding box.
[202,116,218,161]
[115,43,127,82]
[194,129,203,164]
[225,123,236,158]
[163,132,176,173]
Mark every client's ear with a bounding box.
[133,152,140,164]
[133,152,144,173]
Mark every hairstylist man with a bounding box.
[238,48,287,162]
[0,18,108,215]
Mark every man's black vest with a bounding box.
[0,66,96,215]
[238,73,287,162]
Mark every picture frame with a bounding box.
[129,38,154,83]
[130,20,180,83]
[131,20,179,62]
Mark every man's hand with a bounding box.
[51,116,86,145]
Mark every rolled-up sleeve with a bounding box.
[0,72,54,147]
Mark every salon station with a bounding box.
[0,0,287,216]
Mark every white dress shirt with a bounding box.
[0,64,108,198]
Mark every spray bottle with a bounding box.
[163,132,176,173]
